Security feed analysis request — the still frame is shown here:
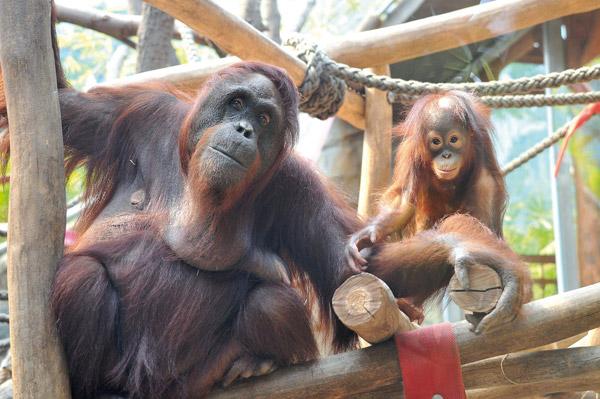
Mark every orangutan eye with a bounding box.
[258,113,270,126]
[450,135,459,144]
[230,97,244,111]
[432,138,441,146]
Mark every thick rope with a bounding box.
[323,54,600,96]
[389,91,600,108]
[284,36,346,120]
[501,123,569,175]
[481,92,600,108]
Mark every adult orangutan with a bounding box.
[347,91,507,272]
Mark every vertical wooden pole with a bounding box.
[357,64,393,218]
[0,1,71,398]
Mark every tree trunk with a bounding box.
[242,0,266,31]
[266,0,281,44]
[136,3,178,73]
[295,0,316,32]
[0,0,71,397]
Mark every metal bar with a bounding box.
[542,20,580,292]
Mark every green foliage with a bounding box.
[504,202,554,255]
[0,183,8,224]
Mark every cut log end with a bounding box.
[449,264,502,313]
[333,273,416,343]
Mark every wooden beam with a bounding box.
[357,64,392,218]
[0,1,71,398]
[323,0,600,68]
[467,374,600,399]
[143,0,365,130]
[463,347,600,390]
[208,282,600,398]
[101,56,240,91]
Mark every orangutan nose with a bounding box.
[442,151,452,159]
[236,120,254,139]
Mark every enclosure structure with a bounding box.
[0,0,599,398]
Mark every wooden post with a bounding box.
[207,282,600,398]
[357,65,393,218]
[0,1,71,398]
[143,0,366,130]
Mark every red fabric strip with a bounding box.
[395,322,466,399]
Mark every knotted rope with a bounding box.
[339,63,600,97]
[284,36,346,120]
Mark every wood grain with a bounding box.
[101,56,240,91]
[323,0,600,68]
[357,65,392,218]
[332,273,416,344]
[0,0,71,397]
[449,264,502,313]
[463,347,600,389]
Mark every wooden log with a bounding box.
[98,57,233,97]
[332,273,416,344]
[0,0,71,398]
[208,282,600,398]
[467,374,600,399]
[463,347,600,390]
[100,56,240,92]
[323,0,600,68]
[143,0,365,130]
[448,264,502,313]
[357,64,392,218]
[524,331,587,352]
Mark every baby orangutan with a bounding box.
[347,91,507,271]
[346,91,517,327]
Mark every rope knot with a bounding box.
[284,35,346,120]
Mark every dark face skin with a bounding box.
[425,98,471,181]
[187,73,285,193]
